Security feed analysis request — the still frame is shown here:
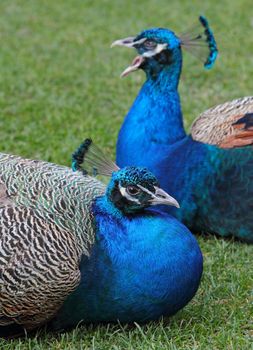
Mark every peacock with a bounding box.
[113,16,253,243]
[0,140,203,337]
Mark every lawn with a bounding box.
[0,0,252,349]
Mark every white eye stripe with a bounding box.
[119,185,141,204]
[137,184,156,199]
[142,43,168,57]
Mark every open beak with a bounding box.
[119,55,145,77]
[150,186,180,208]
[111,36,146,77]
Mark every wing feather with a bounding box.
[0,205,81,329]
[191,96,253,148]
[0,153,106,331]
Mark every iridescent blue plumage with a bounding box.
[52,209,202,328]
[114,18,253,243]
[49,140,203,331]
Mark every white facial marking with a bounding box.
[142,43,168,57]
[137,184,156,199]
[119,185,141,204]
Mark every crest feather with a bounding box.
[179,15,218,69]
[72,139,119,177]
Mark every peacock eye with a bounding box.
[126,185,141,196]
[144,40,157,49]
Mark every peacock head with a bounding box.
[106,166,179,214]
[72,139,179,215]
[111,16,218,78]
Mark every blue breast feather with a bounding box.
[50,205,202,330]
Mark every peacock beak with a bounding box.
[111,36,146,77]
[111,36,146,48]
[138,184,180,208]
[119,55,145,77]
[150,187,180,208]
[111,37,136,48]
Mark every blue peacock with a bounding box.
[113,16,253,243]
[0,140,202,337]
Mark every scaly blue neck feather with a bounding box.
[116,59,185,167]
[142,66,185,144]
[95,194,123,219]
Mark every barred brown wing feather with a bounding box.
[191,96,253,148]
[0,205,82,329]
[0,153,105,256]
[0,152,106,330]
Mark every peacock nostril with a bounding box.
[156,193,166,199]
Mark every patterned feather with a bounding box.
[0,153,105,330]
[191,96,253,148]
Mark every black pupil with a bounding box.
[127,186,139,195]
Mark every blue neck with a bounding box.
[133,58,184,142]
[116,60,185,167]
[95,194,123,219]
[144,65,185,144]
[145,56,182,91]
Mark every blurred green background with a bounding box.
[0,0,252,349]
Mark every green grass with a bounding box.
[0,0,253,349]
